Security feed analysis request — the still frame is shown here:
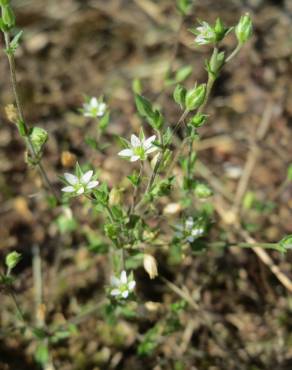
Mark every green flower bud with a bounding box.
[173,84,186,108]
[2,5,15,28]
[29,127,48,155]
[189,113,208,128]
[5,251,21,272]
[207,50,225,78]
[214,18,229,42]
[185,84,206,111]
[235,13,253,44]
[194,183,213,198]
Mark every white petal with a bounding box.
[111,276,120,286]
[187,236,194,243]
[120,270,127,284]
[128,281,136,290]
[131,134,141,148]
[130,155,140,162]
[110,289,121,296]
[118,149,133,157]
[62,186,75,193]
[76,186,84,195]
[122,290,129,298]
[86,180,99,189]
[81,170,93,184]
[145,146,158,154]
[64,173,78,185]
[97,103,106,116]
[90,97,98,107]
[143,135,156,149]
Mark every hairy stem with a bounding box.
[3,32,58,200]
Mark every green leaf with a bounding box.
[287,164,292,181]
[279,235,292,251]
[5,251,21,271]
[132,78,142,94]
[175,65,192,83]
[99,111,110,131]
[10,30,23,52]
[35,343,49,366]
[176,0,193,16]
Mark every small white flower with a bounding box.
[83,97,106,118]
[61,170,99,196]
[175,217,205,243]
[118,134,158,162]
[110,270,136,299]
[194,22,216,45]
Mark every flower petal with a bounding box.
[130,155,140,162]
[122,290,129,298]
[120,270,127,284]
[90,97,98,108]
[145,146,158,154]
[118,149,133,157]
[81,170,93,184]
[97,103,106,116]
[128,281,136,290]
[111,276,120,286]
[62,186,75,193]
[76,186,85,195]
[143,135,156,149]
[131,134,141,148]
[110,289,121,296]
[64,173,78,185]
[86,180,99,189]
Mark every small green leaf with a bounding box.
[175,65,192,83]
[10,30,23,52]
[132,78,143,94]
[5,251,21,271]
[35,343,49,366]
[99,111,110,131]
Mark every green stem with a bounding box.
[226,43,242,63]
[3,32,59,201]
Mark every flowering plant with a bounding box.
[1,1,291,368]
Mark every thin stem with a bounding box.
[130,161,144,214]
[135,131,164,212]
[3,32,59,200]
[225,43,242,63]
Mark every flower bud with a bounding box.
[5,251,21,272]
[185,84,206,111]
[194,183,213,198]
[189,113,208,128]
[109,187,122,206]
[207,50,225,78]
[143,254,158,279]
[2,5,15,28]
[235,13,253,44]
[214,18,229,42]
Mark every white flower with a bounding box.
[110,270,136,299]
[185,217,205,242]
[118,134,158,162]
[83,97,106,118]
[194,22,216,45]
[61,170,99,196]
[175,217,205,243]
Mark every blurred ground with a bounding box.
[0,0,292,369]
